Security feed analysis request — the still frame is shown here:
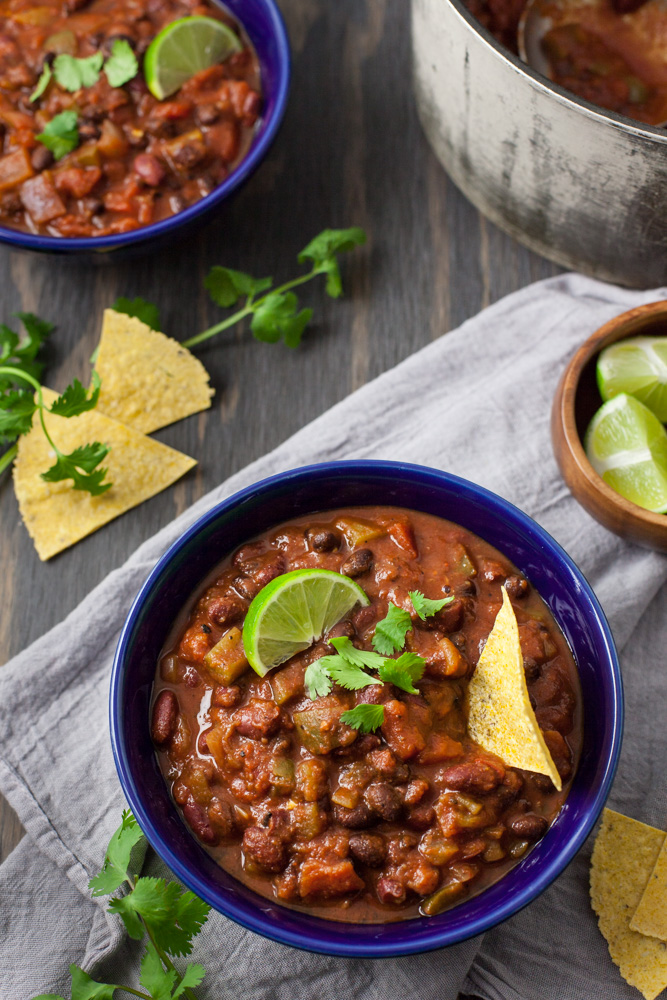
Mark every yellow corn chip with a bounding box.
[591,808,667,1000]
[14,389,196,560]
[631,837,667,943]
[94,309,213,433]
[467,587,562,790]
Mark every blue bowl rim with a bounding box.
[0,0,291,254]
[110,459,623,958]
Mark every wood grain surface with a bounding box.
[0,0,559,940]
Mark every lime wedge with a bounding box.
[242,569,370,677]
[585,393,667,513]
[597,336,667,422]
[144,16,242,100]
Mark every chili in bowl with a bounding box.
[110,461,622,957]
[0,0,289,257]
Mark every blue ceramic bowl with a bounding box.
[110,461,623,958]
[0,0,290,260]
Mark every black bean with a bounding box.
[364,783,404,822]
[505,574,529,599]
[508,813,549,840]
[30,146,54,172]
[333,801,377,829]
[306,528,339,552]
[341,549,373,578]
[349,832,387,867]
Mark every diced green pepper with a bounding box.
[269,757,295,796]
[203,627,248,685]
[271,660,305,705]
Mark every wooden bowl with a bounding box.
[551,301,667,553]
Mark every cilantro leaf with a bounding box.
[205,266,272,308]
[330,636,386,671]
[30,63,52,103]
[111,296,161,332]
[49,372,101,418]
[0,390,36,444]
[37,110,79,161]
[409,591,455,620]
[326,656,381,691]
[250,292,312,348]
[297,227,366,298]
[68,965,117,1000]
[40,441,111,496]
[139,942,177,1000]
[173,964,206,998]
[372,602,412,655]
[15,312,54,360]
[110,877,211,957]
[89,810,146,897]
[53,52,103,92]
[30,995,65,999]
[304,657,333,699]
[340,703,385,733]
[104,39,138,88]
[378,652,425,694]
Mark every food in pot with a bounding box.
[0,0,261,237]
[151,506,582,921]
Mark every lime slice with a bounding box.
[242,569,370,676]
[597,336,667,422]
[585,393,667,513]
[144,16,242,100]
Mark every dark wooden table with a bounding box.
[0,0,559,943]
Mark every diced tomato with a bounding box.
[0,147,33,192]
[20,171,66,224]
[54,167,102,198]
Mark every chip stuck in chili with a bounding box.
[94,309,213,434]
[590,809,667,1000]
[14,389,196,560]
[467,587,562,790]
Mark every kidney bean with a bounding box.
[207,594,245,629]
[333,801,377,829]
[232,542,265,570]
[439,760,503,794]
[233,699,281,740]
[212,684,242,708]
[376,876,406,905]
[306,528,340,552]
[341,549,373,578]
[183,797,217,845]
[198,727,212,754]
[30,146,54,172]
[505,574,529,599]
[242,826,288,872]
[151,690,178,745]
[365,783,404,822]
[508,813,549,840]
[496,769,523,807]
[543,729,573,779]
[349,832,387,867]
[133,153,166,186]
[406,804,435,831]
[351,604,377,636]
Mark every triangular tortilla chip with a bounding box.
[467,587,562,790]
[94,309,213,433]
[591,809,667,1000]
[631,836,667,942]
[14,389,196,560]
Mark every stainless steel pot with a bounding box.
[412,0,667,287]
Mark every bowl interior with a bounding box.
[111,461,622,957]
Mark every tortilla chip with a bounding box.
[590,808,667,1000]
[94,309,213,433]
[631,837,667,943]
[467,587,562,790]
[14,388,196,560]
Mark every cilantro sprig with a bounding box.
[32,810,209,1000]
[0,314,111,495]
[37,109,79,160]
[176,227,366,350]
[31,39,138,102]
[304,592,450,731]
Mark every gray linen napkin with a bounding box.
[1,273,666,1000]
